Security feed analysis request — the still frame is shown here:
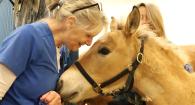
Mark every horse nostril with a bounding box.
[56,79,63,92]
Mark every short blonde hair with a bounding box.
[54,0,107,33]
[138,3,166,38]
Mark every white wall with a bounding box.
[79,0,195,54]
[156,0,195,45]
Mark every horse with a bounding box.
[57,6,195,105]
[181,45,195,71]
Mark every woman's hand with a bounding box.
[40,91,62,105]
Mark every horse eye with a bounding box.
[98,47,110,55]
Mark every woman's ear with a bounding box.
[63,16,77,29]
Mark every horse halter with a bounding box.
[75,40,144,96]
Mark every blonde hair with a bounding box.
[138,3,166,38]
[54,0,107,33]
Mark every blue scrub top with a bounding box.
[0,22,59,105]
[59,46,78,75]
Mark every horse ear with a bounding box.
[124,6,140,37]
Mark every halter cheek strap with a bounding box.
[74,62,103,94]
[124,39,144,92]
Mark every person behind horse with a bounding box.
[138,3,166,39]
[0,0,107,104]
[138,2,194,73]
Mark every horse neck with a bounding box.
[133,37,195,105]
[137,37,190,81]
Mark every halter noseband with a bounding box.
[74,40,144,96]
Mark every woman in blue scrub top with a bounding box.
[0,0,106,105]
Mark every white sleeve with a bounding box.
[0,64,16,100]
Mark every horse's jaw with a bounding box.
[58,65,98,103]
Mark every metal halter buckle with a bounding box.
[137,53,143,63]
